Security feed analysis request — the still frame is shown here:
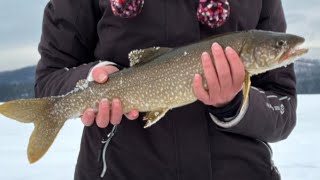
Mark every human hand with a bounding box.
[81,66,139,128]
[193,43,245,108]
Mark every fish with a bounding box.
[0,30,308,163]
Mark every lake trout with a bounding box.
[0,30,308,163]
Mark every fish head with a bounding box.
[240,30,309,75]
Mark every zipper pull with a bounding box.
[99,125,118,178]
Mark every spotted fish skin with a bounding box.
[0,30,308,163]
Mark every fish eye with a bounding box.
[276,40,287,47]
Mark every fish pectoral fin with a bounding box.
[241,71,251,112]
[129,47,173,66]
[143,108,170,128]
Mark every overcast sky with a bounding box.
[0,0,319,71]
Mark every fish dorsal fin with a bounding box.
[128,47,172,66]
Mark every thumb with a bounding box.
[124,109,139,120]
[92,65,119,83]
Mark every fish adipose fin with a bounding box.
[0,97,65,163]
[143,108,170,128]
[129,47,172,66]
[241,72,251,112]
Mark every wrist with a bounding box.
[207,91,243,120]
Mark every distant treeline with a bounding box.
[295,59,320,94]
[0,82,35,102]
[0,66,35,101]
[0,58,319,101]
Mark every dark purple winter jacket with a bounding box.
[35,0,296,179]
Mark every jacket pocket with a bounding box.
[256,139,281,180]
[271,161,281,180]
[74,163,101,180]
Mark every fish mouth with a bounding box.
[280,43,309,61]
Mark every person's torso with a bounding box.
[75,1,280,180]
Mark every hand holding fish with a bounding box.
[193,43,245,107]
[81,65,139,128]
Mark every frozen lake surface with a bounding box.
[271,95,320,180]
[0,95,319,180]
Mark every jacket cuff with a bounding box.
[86,61,118,81]
[207,92,243,119]
[209,92,249,128]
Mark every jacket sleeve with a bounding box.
[210,0,297,143]
[35,0,101,97]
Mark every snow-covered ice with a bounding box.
[0,117,83,180]
[0,95,319,179]
[271,95,320,180]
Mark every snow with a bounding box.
[271,95,320,180]
[0,118,83,180]
[0,95,320,179]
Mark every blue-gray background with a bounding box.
[0,0,319,71]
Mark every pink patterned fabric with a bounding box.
[197,0,230,28]
[109,0,230,28]
[110,0,144,18]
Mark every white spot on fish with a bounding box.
[89,87,94,94]
[120,77,123,85]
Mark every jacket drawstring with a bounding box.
[100,125,118,178]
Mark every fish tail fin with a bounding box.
[0,97,66,163]
[0,98,57,123]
